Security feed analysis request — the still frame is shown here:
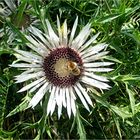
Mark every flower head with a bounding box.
[11,16,113,118]
[0,0,37,43]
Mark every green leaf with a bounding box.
[125,83,135,115]
[102,85,120,99]
[112,114,122,139]
[110,105,132,120]
[105,56,122,64]
[0,48,13,55]
[6,18,28,43]
[13,1,27,27]
[76,109,86,140]
[97,13,122,23]
[122,30,140,45]
[33,130,41,140]
[125,4,140,16]
[6,94,31,117]
[70,116,76,133]
[46,126,52,139]
[135,103,140,114]
[0,75,11,128]
[90,89,111,109]
[91,90,132,120]
[111,75,140,82]
[0,128,16,139]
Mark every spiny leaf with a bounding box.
[97,13,122,24]
[76,108,86,140]
[6,94,31,117]
[125,83,135,115]
[112,114,122,139]
[110,105,132,120]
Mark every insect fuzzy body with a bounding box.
[66,61,81,76]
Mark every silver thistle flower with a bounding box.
[10,16,113,118]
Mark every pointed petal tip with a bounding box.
[96,32,101,37]
[108,68,114,71]
[68,114,71,119]
[90,103,93,107]
[58,115,61,119]
[15,80,21,84]
[107,85,112,89]
[28,102,34,108]
[86,106,90,112]
[17,89,23,93]
[110,62,115,65]
[47,110,50,116]
[104,84,111,90]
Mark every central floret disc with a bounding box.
[54,58,70,77]
[43,47,83,87]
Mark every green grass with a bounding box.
[0,0,140,139]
